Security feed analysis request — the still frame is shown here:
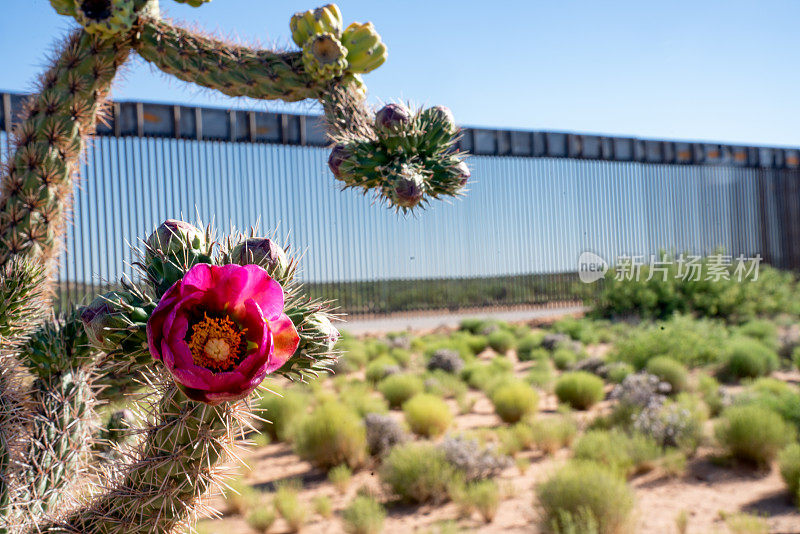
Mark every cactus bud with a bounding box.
[229,238,291,281]
[74,0,136,38]
[304,313,340,354]
[375,103,412,135]
[302,33,349,82]
[455,161,471,187]
[80,291,133,353]
[145,219,206,260]
[341,22,387,74]
[291,3,344,47]
[387,165,426,209]
[328,143,355,180]
[420,105,458,147]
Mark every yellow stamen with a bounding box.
[188,314,243,371]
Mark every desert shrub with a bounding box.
[403,394,453,437]
[632,395,705,453]
[380,442,456,504]
[427,349,465,374]
[378,374,423,409]
[552,317,602,345]
[463,333,489,354]
[388,347,412,366]
[697,374,725,416]
[537,461,634,534]
[403,393,453,437]
[735,378,800,430]
[366,355,401,384]
[491,380,539,423]
[294,402,367,470]
[328,464,353,493]
[246,505,276,534]
[529,416,578,454]
[487,329,515,354]
[364,338,391,360]
[645,357,688,393]
[461,358,514,393]
[274,480,307,532]
[222,478,259,515]
[517,332,546,361]
[452,479,500,523]
[779,443,800,501]
[424,369,468,399]
[793,346,800,370]
[724,512,769,534]
[257,387,308,441]
[364,412,408,457]
[736,319,779,351]
[339,382,388,417]
[460,317,487,334]
[606,362,635,384]
[439,435,510,482]
[573,429,661,477]
[552,348,578,371]
[715,405,795,467]
[526,359,555,390]
[722,337,779,381]
[555,372,605,410]
[342,495,386,534]
[611,314,727,369]
[335,338,370,371]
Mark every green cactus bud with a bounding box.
[328,143,356,180]
[385,164,426,209]
[79,291,135,353]
[290,4,344,47]
[420,105,458,148]
[229,238,292,283]
[341,21,387,74]
[302,33,348,82]
[303,312,340,354]
[146,219,206,259]
[74,0,136,38]
[145,220,212,295]
[50,0,76,16]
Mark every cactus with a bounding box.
[0,3,461,532]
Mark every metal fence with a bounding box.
[1,92,799,315]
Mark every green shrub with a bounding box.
[313,494,333,518]
[573,430,661,477]
[339,382,388,417]
[294,402,367,470]
[380,442,456,503]
[645,357,688,393]
[715,405,795,467]
[461,358,514,393]
[552,348,578,371]
[342,495,386,534]
[335,338,370,372]
[246,506,276,534]
[537,461,634,534]
[424,369,468,399]
[779,443,800,501]
[222,478,259,515]
[722,337,779,381]
[257,387,308,441]
[460,317,485,334]
[378,374,423,409]
[274,480,307,532]
[451,479,500,523]
[793,346,800,370]
[403,394,453,437]
[529,416,578,455]
[735,378,800,430]
[552,317,602,345]
[612,314,727,369]
[555,372,605,410]
[487,329,515,354]
[606,362,634,384]
[724,512,769,534]
[366,355,400,384]
[491,380,539,423]
[526,359,554,390]
[737,319,779,351]
[328,464,353,493]
[698,374,724,416]
[517,332,546,361]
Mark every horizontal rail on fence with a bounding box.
[2,91,799,167]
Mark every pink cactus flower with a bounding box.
[146,263,300,404]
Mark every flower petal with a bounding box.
[266,313,300,373]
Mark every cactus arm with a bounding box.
[0,30,130,275]
[45,381,250,533]
[133,17,324,102]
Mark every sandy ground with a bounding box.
[198,343,800,534]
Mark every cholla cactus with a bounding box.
[0,2,463,532]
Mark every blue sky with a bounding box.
[2,1,800,146]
